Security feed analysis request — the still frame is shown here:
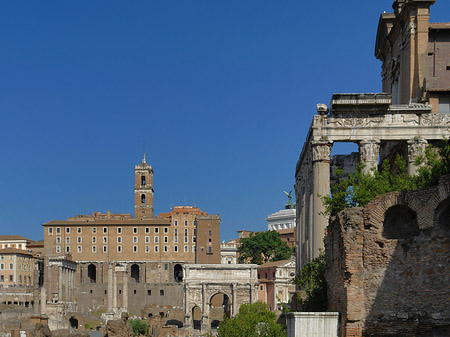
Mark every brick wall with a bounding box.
[326,175,450,336]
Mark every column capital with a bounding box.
[311,141,333,162]
[359,139,380,163]
[407,138,428,163]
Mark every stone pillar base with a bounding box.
[287,312,339,337]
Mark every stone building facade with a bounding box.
[40,155,227,332]
[325,174,450,336]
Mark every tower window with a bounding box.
[141,194,146,204]
[141,176,146,186]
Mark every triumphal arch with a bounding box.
[182,264,258,334]
[295,93,450,269]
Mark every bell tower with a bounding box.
[134,154,154,219]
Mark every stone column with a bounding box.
[201,284,209,333]
[249,283,253,304]
[65,268,69,301]
[231,283,237,316]
[359,140,380,175]
[311,141,332,259]
[123,269,128,312]
[113,268,117,310]
[107,263,113,312]
[58,265,63,302]
[407,138,427,175]
[47,264,52,302]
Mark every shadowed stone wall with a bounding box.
[326,175,450,336]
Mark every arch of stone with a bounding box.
[183,264,258,334]
[295,93,450,269]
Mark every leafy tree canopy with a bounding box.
[293,252,327,311]
[323,139,450,216]
[217,302,286,337]
[238,231,293,265]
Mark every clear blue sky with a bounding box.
[1,1,449,242]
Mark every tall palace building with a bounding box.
[42,155,220,316]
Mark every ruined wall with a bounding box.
[326,175,450,337]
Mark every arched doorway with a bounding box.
[210,293,230,329]
[69,316,78,329]
[174,264,183,282]
[192,306,201,330]
[131,264,140,283]
[383,205,419,239]
[87,264,96,283]
[435,197,450,234]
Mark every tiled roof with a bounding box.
[0,235,34,242]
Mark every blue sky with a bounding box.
[1,1,449,242]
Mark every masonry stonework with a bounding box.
[325,175,450,336]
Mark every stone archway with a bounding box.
[192,306,201,330]
[69,316,79,329]
[210,292,230,329]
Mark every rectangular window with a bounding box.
[92,227,97,234]
[164,263,168,270]
[208,238,212,243]
[0,275,3,281]
[145,227,150,233]
[92,237,97,243]
[174,246,178,252]
[9,263,13,269]
[164,245,168,252]
[48,227,53,235]
[66,246,70,253]
[77,246,82,253]
[439,96,450,114]
[155,245,159,252]
[164,236,168,243]
[174,229,178,235]
[133,227,138,234]
[103,245,107,253]
[208,247,212,253]
[193,236,196,243]
[117,236,122,243]
[164,227,168,233]
[174,220,178,226]
[103,237,107,243]
[174,236,178,243]
[145,245,149,253]
[184,245,188,252]
[117,227,122,234]
[184,229,188,236]
[66,227,70,234]
[184,220,188,226]
[0,264,3,270]
[92,246,97,253]
[192,246,196,252]
[56,227,61,234]
[9,275,13,282]
[103,227,108,234]
[117,245,122,252]
[56,237,61,244]
[77,237,82,243]
[133,236,138,243]
[155,236,159,243]
[77,227,82,234]
[133,245,137,252]
[148,290,151,296]
[145,236,150,243]
[160,289,164,296]
[56,246,61,253]
[184,236,188,243]
[66,237,70,244]
[208,230,212,235]
[154,228,159,234]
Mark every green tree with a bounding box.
[217,302,286,337]
[128,319,148,337]
[324,139,450,216]
[238,231,293,265]
[293,252,327,311]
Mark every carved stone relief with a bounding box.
[311,142,332,162]
[359,140,380,163]
[407,139,428,163]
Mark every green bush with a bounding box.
[129,319,148,337]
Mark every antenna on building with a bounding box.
[143,142,146,163]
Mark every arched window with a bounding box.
[87,264,96,283]
[435,197,450,234]
[141,194,146,204]
[383,205,419,239]
[131,264,140,283]
[141,176,146,186]
[174,264,183,283]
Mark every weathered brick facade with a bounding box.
[325,175,450,336]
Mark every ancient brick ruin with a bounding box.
[325,175,450,336]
